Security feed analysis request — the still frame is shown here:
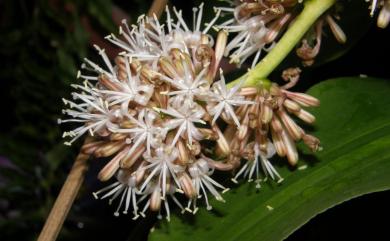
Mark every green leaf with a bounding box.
[149,77,390,241]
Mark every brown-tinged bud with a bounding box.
[214,30,228,73]
[98,148,128,181]
[222,125,236,146]
[158,57,177,79]
[283,99,301,112]
[196,44,215,82]
[214,126,231,157]
[120,119,136,129]
[284,90,320,107]
[378,3,390,29]
[140,65,159,84]
[277,110,303,141]
[239,130,251,154]
[261,103,273,124]
[235,104,249,119]
[120,145,145,168]
[154,84,170,108]
[280,129,298,166]
[238,114,249,140]
[150,188,162,211]
[248,96,260,120]
[302,134,321,152]
[176,140,189,165]
[240,87,258,96]
[179,173,196,199]
[81,140,104,154]
[295,109,316,124]
[270,116,283,133]
[94,141,125,157]
[271,128,286,157]
[326,15,347,44]
[110,133,128,141]
[198,128,218,140]
[135,162,146,185]
[115,56,127,81]
[98,74,121,91]
[230,137,241,156]
[130,59,141,73]
[185,54,196,77]
[170,48,184,60]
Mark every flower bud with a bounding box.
[150,188,162,211]
[98,148,128,181]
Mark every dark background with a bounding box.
[0,0,389,240]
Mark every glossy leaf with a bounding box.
[148,77,390,241]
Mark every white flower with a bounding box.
[82,45,119,80]
[158,63,209,108]
[207,71,253,127]
[59,85,118,145]
[96,57,154,112]
[158,104,206,147]
[92,169,140,218]
[105,17,161,62]
[218,13,270,67]
[232,141,283,188]
[187,158,228,212]
[110,109,166,157]
[139,145,183,199]
[171,3,221,48]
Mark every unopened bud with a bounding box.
[295,109,316,124]
[277,110,303,141]
[280,129,298,166]
[179,173,196,199]
[150,188,162,211]
[326,15,347,44]
[98,149,127,181]
[378,3,390,28]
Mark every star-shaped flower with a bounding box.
[110,109,166,157]
[207,70,254,127]
[158,104,206,147]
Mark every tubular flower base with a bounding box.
[59,4,321,220]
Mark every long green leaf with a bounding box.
[148,77,390,241]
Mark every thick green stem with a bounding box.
[227,0,336,88]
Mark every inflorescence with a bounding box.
[59,1,387,221]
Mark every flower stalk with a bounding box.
[37,138,91,241]
[227,0,337,89]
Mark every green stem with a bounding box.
[227,0,336,89]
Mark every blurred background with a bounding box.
[0,0,389,240]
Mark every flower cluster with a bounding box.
[59,3,321,220]
[217,0,301,67]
